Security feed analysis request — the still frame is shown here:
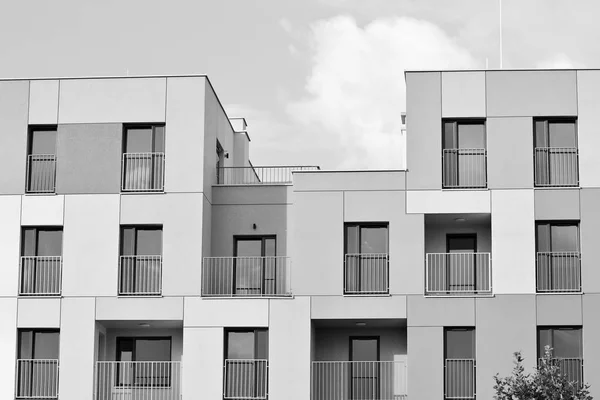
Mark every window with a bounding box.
[26,125,57,193]
[116,337,172,387]
[444,234,482,293]
[444,328,475,400]
[537,327,583,385]
[17,330,59,398]
[442,120,486,188]
[535,222,580,292]
[349,337,380,400]
[344,223,389,294]
[122,124,165,192]
[233,236,278,296]
[224,329,268,400]
[20,227,63,295]
[534,118,578,186]
[119,226,163,295]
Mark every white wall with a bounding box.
[29,80,59,124]
[184,298,269,327]
[95,297,184,321]
[0,196,21,296]
[182,327,223,400]
[59,297,96,400]
[21,195,64,226]
[491,190,536,294]
[406,190,491,214]
[62,195,120,296]
[0,298,17,400]
[17,298,61,328]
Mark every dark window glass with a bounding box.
[124,125,165,153]
[534,119,577,148]
[345,224,389,254]
[538,327,582,358]
[447,235,476,253]
[351,338,379,361]
[234,237,277,257]
[445,328,475,359]
[29,127,57,155]
[225,329,268,360]
[536,222,579,252]
[120,226,162,256]
[18,330,60,359]
[21,228,63,257]
[116,337,171,361]
[442,121,485,150]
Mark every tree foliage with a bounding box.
[494,346,593,400]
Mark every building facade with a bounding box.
[0,70,598,400]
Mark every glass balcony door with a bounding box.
[446,234,477,293]
[443,120,486,188]
[234,236,276,296]
[350,337,380,400]
[17,330,60,398]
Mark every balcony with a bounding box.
[445,359,475,400]
[26,154,56,194]
[426,253,491,296]
[312,320,407,400]
[312,361,407,400]
[224,359,268,400]
[19,256,62,296]
[538,357,583,387]
[16,359,59,399]
[95,361,181,400]
[216,165,320,185]
[118,256,162,296]
[442,149,486,189]
[344,254,389,295]
[201,256,291,297]
[536,252,581,293]
[122,152,165,192]
[534,147,578,187]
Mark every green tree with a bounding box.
[494,346,592,400]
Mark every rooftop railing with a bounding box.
[202,256,291,297]
[426,253,492,296]
[311,361,408,400]
[536,252,581,293]
[216,166,320,185]
[534,147,578,187]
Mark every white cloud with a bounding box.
[278,18,293,34]
[536,53,581,69]
[287,15,479,169]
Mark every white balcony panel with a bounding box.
[29,80,59,124]
[21,195,64,226]
[406,190,491,214]
[17,298,61,328]
[96,297,184,321]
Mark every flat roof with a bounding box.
[0,73,210,81]
[404,68,598,78]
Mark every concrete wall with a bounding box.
[0,81,28,194]
[407,326,443,399]
[0,196,22,296]
[0,299,18,400]
[56,123,122,194]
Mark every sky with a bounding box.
[0,0,595,169]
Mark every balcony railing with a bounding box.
[26,154,56,194]
[95,361,181,400]
[344,254,389,295]
[426,253,492,296]
[122,152,165,192]
[224,359,268,400]
[216,166,320,185]
[119,256,162,296]
[202,256,291,297]
[536,252,581,293]
[442,148,487,189]
[311,361,408,400]
[19,256,62,296]
[16,359,59,399]
[534,147,578,187]
[445,359,475,400]
[538,357,583,387]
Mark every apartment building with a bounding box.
[0,70,598,400]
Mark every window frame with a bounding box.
[533,117,578,148]
[441,119,487,189]
[119,225,163,256]
[18,329,60,359]
[442,119,487,151]
[537,326,583,359]
[122,123,166,154]
[535,221,580,253]
[224,328,269,360]
[344,222,389,255]
[27,125,58,156]
[21,226,63,257]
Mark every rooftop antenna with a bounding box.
[499,0,503,68]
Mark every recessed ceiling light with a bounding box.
[138,323,151,328]
[454,217,466,222]
[356,322,367,327]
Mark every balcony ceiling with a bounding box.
[312,318,406,329]
[425,212,491,225]
[98,320,183,330]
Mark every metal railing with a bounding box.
[122,152,165,192]
[16,359,59,399]
[442,149,487,188]
[202,256,291,297]
[311,361,408,400]
[224,359,268,400]
[538,358,583,387]
[536,252,581,293]
[19,256,62,296]
[26,154,56,193]
[119,256,162,296]
[95,361,181,400]
[426,253,492,296]
[445,359,475,399]
[216,166,320,185]
[534,147,578,187]
[344,254,389,295]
